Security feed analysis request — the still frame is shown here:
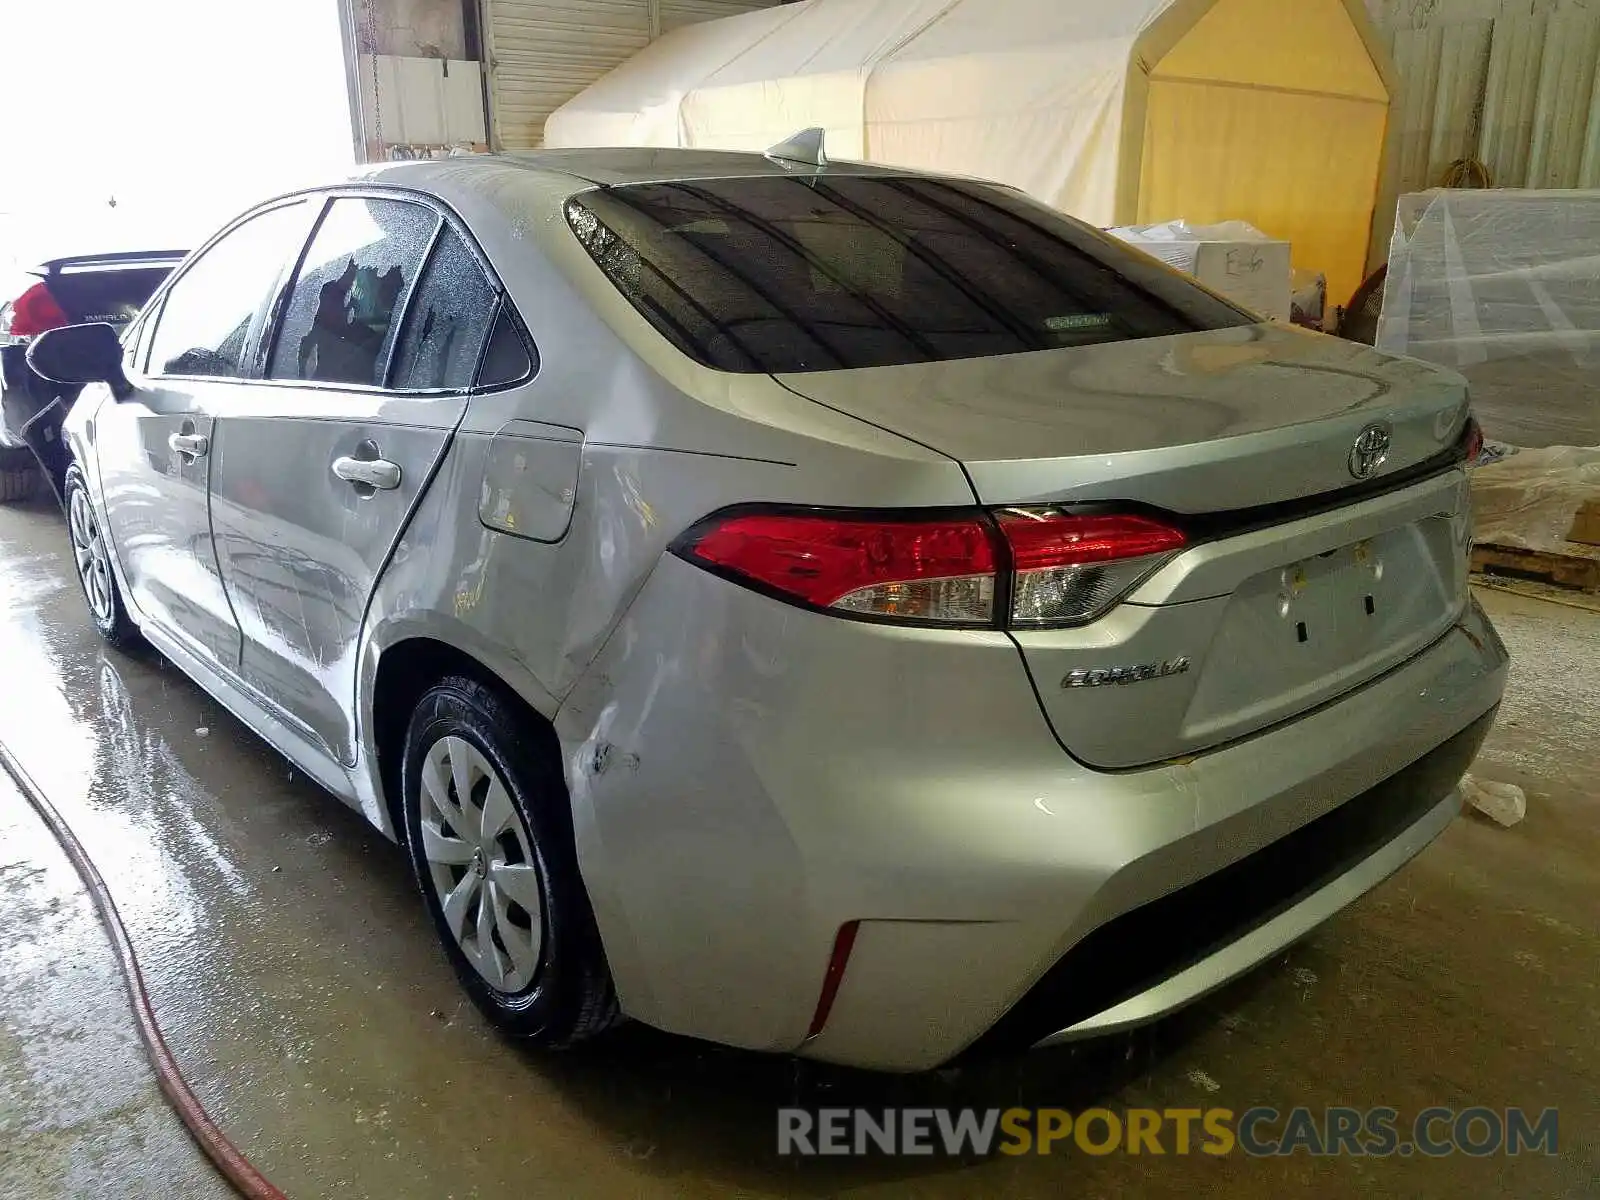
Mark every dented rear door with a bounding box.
[208,194,484,766]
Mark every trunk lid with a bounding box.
[774,323,1470,512]
[777,324,1474,767]
[35,252,183,328]
[1010,471,1471,767]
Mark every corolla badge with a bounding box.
[1348,422,1392,479]
[1062,657,1191,688]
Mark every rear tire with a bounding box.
[64,466,140,648]
[0,446,36,503]
[401,675,617,1046]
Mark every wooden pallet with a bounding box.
[1471,542,1600,593]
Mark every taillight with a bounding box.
[6,282,69,338]
[675,506,1185,628]
[998,510,1187,626]
[681,510,998,624]
[1461,415,1484,465]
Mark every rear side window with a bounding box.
[567,176,1251,373]
[476,308,533,387]
[390,227,513,390]
[148,203,311,378]
[269,197,437,386]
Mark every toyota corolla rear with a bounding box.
[552,167,1509,1071]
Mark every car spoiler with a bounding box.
[31,250,189,275]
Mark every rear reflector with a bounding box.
[677,506,1185,628]
[806,920,860,1039]
[682,511,997,624]
[5,282,69,339]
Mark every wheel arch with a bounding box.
[62,415,143,629]
[368,633,564,842]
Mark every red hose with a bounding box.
[0,738,290,1200]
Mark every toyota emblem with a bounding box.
[1348,422,1392,479]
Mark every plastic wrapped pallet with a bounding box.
[1376,190,1600,449]
[1470,446,1600,553]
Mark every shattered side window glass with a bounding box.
[389,227,499,390]
[268,197,436,387]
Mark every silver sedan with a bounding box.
[29,144,1506,1071]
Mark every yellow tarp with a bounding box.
[1143,0,1388,302]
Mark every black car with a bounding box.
[1,249,184,503]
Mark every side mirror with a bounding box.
[26,322,126,388]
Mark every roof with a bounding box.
[356,145,917,192]
[341,148,941,265]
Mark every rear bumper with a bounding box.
[0,343,31,395]
[0,349,74,503]
[0,345,34,446]
[989,711,1489,1054]
[557,557,1508,1071]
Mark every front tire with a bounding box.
[64,466,140,648]
[401,675,617,1046]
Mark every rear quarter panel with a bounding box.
[355,205,975,816]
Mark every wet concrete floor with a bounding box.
[0,494,1596,1198]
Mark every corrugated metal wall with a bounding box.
[1366,0,1600,276]
[484,0,780,149]
[660,0,768,33]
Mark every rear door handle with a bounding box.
[168,432,209,458]
[332,455,402,491]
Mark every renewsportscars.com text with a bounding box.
[777,1106,1559,1158]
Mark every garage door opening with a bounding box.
[0,0,352,267]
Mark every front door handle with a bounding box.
[332,455,402,491]
[168,432,209,459]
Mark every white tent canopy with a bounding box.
[545,0,1394,305]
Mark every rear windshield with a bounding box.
[566,176,1253,373]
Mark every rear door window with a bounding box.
[389,227,507,390]
[567,176,1251,373]
[147,203,312,379]
[268,197,437,387]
